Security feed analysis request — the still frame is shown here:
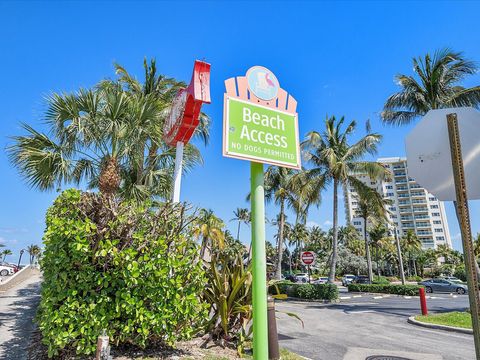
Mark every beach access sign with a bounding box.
[223,66,301,169]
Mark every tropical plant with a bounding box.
[1,249,12,261]
[8,59,208,200]
[401,230,422,276]
[302,116,386,282]
[26,245,41,265]
[354,186,391,282]
[368,224,392,277]
[193,208,225,259]
[203,246,252,354]
[38,189,207,357]
[382,48,480,125]
[231,208,250,241]
[264,166,321,280]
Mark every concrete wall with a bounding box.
[0,266,41,292]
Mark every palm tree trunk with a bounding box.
[328,179,339,283]
[275,199,286,280]
[199,235,208,259]
[413,259,418,277]
[377,248,381,277]
[364,217,373,283]
[237,221,241,241]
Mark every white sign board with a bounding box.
[405,107,480,201]
[300,251,316,266]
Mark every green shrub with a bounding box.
[372,275,390,284]
[454,264,467,282]
[406,276,423,282]
[38,190,208,357]
[386,276,399,282]
[347,283,423,296]
[268,282,338,301]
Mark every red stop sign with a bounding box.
[300,251,315,265]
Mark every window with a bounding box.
[352,201,358,205]
[432,212,440,216]
[390,215,397,219]
[436,236,445,241]
[371,181,377,185]
[353,221,361,226]
[387,192,394,197]
[429,197,436,201]
[386,185,393,189]
[389,207,396,211]
[430,204,439,209]
[435,228,443,233]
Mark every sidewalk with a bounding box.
[0,271,42,359]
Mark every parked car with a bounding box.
[353,275,370,284]
[295,273,310,283]
[0,265,14,276]
[342,274,356,286]
[312,277,328,284]
[419,279,468,294]
[0,262,19,273]
[440,276,463,283]
[284,273,297,282]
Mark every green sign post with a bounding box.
[223,66,299,360]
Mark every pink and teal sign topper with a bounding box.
[246,66,280,101]
[223,66,300,169]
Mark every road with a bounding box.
[276,292,474,360]
[0,272,42,359]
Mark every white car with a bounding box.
[342,274,356,286]
[312,277,328,284]
[295,273,310,283]
[0,265,14,276]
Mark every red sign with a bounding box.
[164,60,211,146]
[300,251,316,266]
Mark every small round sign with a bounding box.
[246,66,279,101]
[300,251,316,266]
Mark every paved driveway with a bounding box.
[0,273,42,359]
[276,293,474,360]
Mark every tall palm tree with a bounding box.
[401,230,422,276]
[8,59,208,200]
[382,49,480,126]
[288,223,310,255]
[193,209,225,259]
[368,224,390,277]
[231,208,250,241]
[302,116,387,283]
[27,244,41,265]
[2,249,12,261]
[355,186,391,282]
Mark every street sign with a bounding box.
[223,66,299,360]
[300,251,316,266]
[405,107,480,201]
[223,97,300,169]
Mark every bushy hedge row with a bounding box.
[38,190,208,357]
[269,281,338,301]
[347,283,423,296]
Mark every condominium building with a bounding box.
[344,157,452,250]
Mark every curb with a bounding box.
[407,316,473,335]
[279,297,340,304]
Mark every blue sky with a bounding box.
[1,1,480,263]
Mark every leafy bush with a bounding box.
[372,275,390,284]
[38,190,208,357]
[406,276,423,282]
[268,282,338,301]
[347,283,423,296]
[386,276,399,282]
[454,264,467,282]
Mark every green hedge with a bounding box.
[38,190,208,357]
[347,283,423,296]
[269,281,338,301]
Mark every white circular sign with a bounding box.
[246,66,279,101]
[405,107,480,201]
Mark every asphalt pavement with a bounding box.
[0,272,42,359]
[276,290,474,360]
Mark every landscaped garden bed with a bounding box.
[269,281,338,301]
[347,283,423,296]
[414,312,472,329]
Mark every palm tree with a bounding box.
[2,249,12,261]
[27,244,41,265]
[288,223,310,256]
[264,166,322,280]
[401,231,422,276]
[355,186,391,282]
[368,224,390,277]
[302,116,386,283]
[193,209,225,259]
[382,49,480,126]
[8,59,208,200]
[231,208,250,241]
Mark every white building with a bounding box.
[344,157,452,250]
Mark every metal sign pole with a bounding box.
[172,141,184,202]
[447,113,480,359]
[251,161,268,360]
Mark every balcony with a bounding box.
[400,208,412,214]
[414,207,429,213]
[398,193,410,198]
[396,180,408,184]
[411,192,425,197]
[403,223,415,229]
[416,222,431,228]
[412,200,427,205]
[414,215,429,220]
[393,165,405,170]
[397,187,408,192]
[410,184,422,189]
[401,216,413,221]
[394,172,407,177]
